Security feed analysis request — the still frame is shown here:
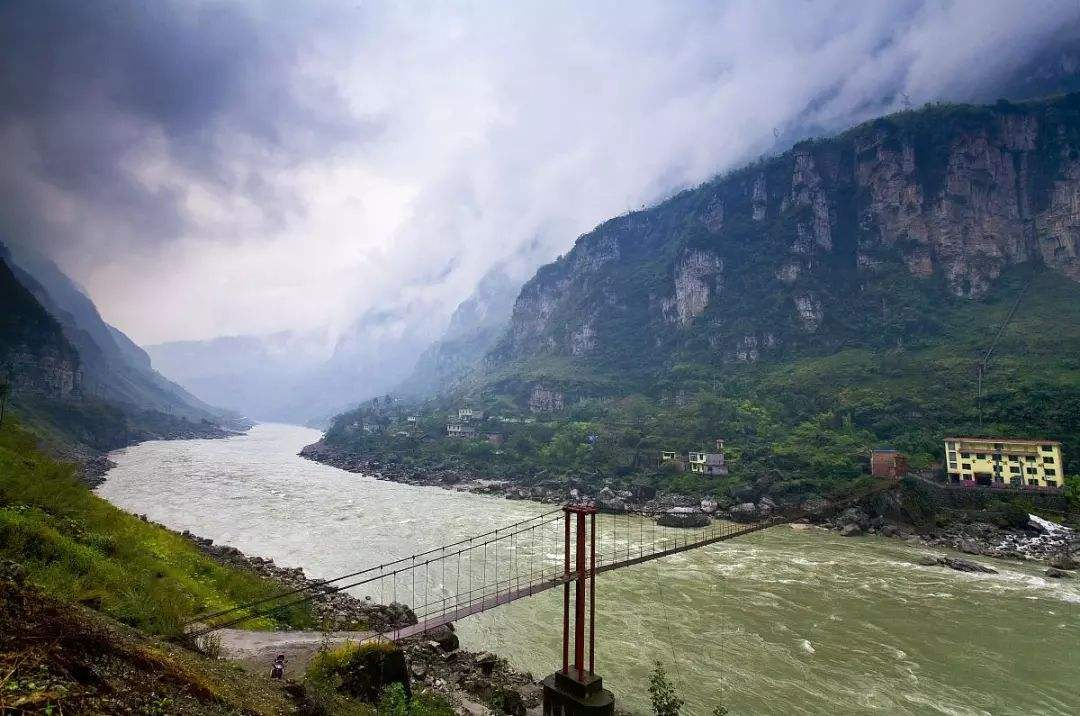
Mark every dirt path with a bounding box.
[216,628,377,679]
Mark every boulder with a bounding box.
[958,540,983,556]
[700,499,719,514]
[656,507,710,528]
[839,507,870,530]
[337,643,411,701]
[916,555,942,567]
[757,496,777,514]
[475,651,498,675]
[728,502,759,523]
[1045,567,1072,579]
[839,523,863,537]
[1048,553,1078,571]
[426,624,459,652]
[597,497,628,514]
[940,558,997,574]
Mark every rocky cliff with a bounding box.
[5,247,230,424]
[397,268,521,398]
[491,95,1080,377]
[0,254,81,398]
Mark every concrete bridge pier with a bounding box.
[542,670,614,715]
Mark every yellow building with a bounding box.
[944,437,1064,489]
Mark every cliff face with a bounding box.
[0,255,81,398]
[397,269,521,397]
[492,95,1080,374]
[6,247,229,423]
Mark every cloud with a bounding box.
[1,0,1078,346]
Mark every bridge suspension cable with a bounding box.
[188,480,898,639]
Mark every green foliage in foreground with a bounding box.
[649,661,684,716]
[377,683,454,716]
[0,417,313,635]
[305,642,453,715]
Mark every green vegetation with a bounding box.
[0,416,312,635]
[377,683,454,716]
[304,642,453,715]
[326,267,1079,504]
[0,578,299,715]
[648,661,684,716]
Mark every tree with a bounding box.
[649,661,683,716]
[0,377,10,429]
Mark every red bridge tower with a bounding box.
[541,504,615,714]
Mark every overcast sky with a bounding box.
[2,0,1078,345]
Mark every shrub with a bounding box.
[649,661,683,716]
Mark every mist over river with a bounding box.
[97,424,1079,715]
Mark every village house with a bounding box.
[688,451,727,475]
[458,408,485,421]
[447,423,478,439]
[871,448,908,478]
[944,437,1064,490]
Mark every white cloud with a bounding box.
[3,0,1078,346]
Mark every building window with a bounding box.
[1026,456,1036,463]
[1028,479,1039,486]
[1026,467,1037,475]
[992,453,1002,462]
[1041,445,1053,452]
[993,476,1004,483]
[1046,480,1057,487]
[1010,466,1021,474]
[1009,455,1020,462]
[1010,477,1022,486]
[962,463,971,470]
[976,453,986,459]
[993,443,1003,450]
[993,464,1002,472]
[961,452,971,459]
[949,451,957,461]
[1045,468,1056,476]
[1043,457,1055,464]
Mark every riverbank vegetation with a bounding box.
[0,576,298,714]
[321,267,1079,505]
[0,415,313,635]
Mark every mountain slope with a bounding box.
[0,253,81,398]
[6,247,230,423]
[314,94,1080,499]
[492,95,1080,380]
[395,268,521,398]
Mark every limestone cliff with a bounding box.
[490,94,1080,376]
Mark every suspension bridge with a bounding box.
[193,478,899,712]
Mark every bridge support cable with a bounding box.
[190,481,897,638]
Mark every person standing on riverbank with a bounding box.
[270,654,285,679]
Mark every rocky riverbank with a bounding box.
[301,441,1079,567]
[820,505,1080,572]
[157,519,549,713]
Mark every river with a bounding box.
[96,423,1079,715]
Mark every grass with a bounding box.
[0,578,299,715]
[0,416,313,636]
